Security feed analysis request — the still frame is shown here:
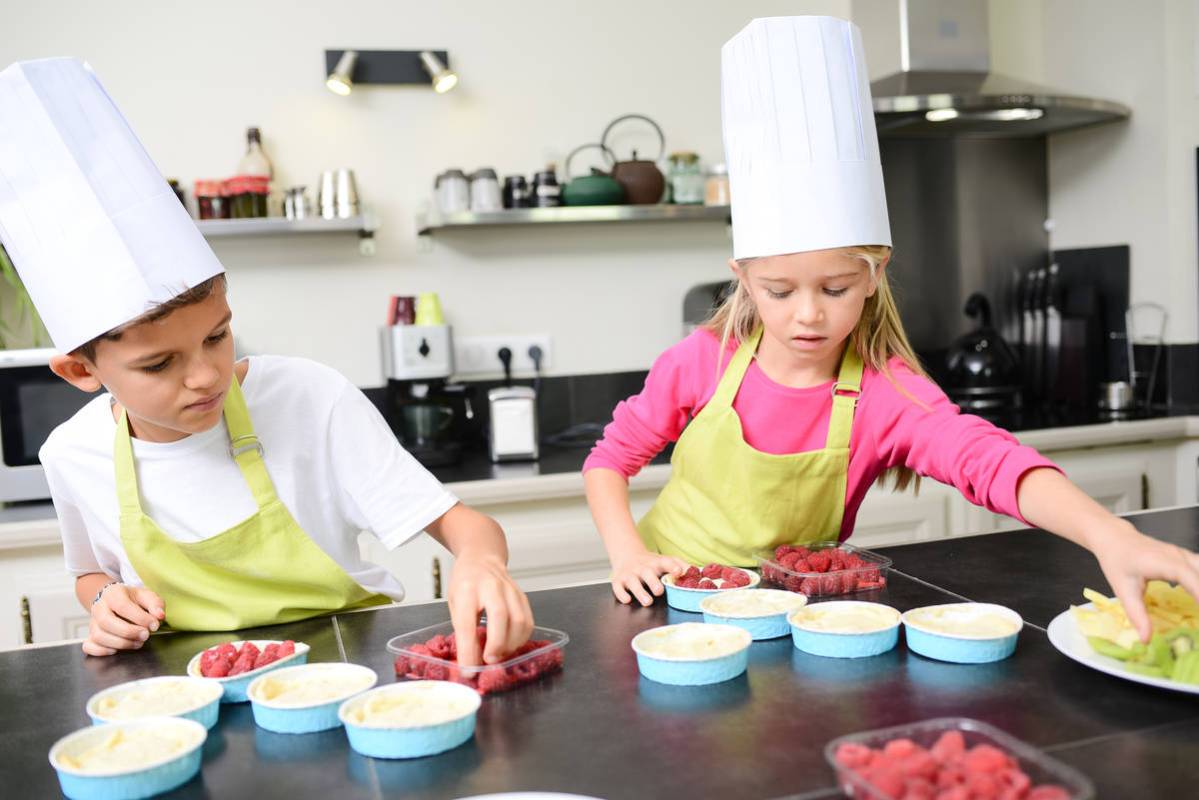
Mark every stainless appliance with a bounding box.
[0,348,92,502]
[855,0,1130,137]
[488,386,538,462]
[380,323,473,467]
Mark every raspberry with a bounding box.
[683,565,702,580]
[858,568,883,587]
[701,563,723,579]
[820,574,841,594]
[427,634,453,659]
[791,545,811,558]
[730,571,752,587]
[935,787,970,800]
[800,577,822,595]
[937,764,968,789]
[697,579,718,590]
[902,777,935,800]
[834,742,873,769]
[997,767,1031,795]
[252,643,281,670]
[278,640,295,657]
[779,552,801,570]
[1026,787,1071,800]
[883,738,919,760]
[807,552,832,573]
[409,643,433,658]
[964,744,1010,773]
[791,558,812,574]
[477,670,511,694]
[425,662,450,681]
[228,643,260,676]
[829,550,848,569]
[965,772,1000,798]
[841,572,860,593]
[783,576,804,593]
[393,655,409,676]
[774,545,794,561]
[675,576,700,589]
[861,765,905,797]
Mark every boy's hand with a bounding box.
[82,584,165,657]
[610,546,689,606]
[447,552,533,667]
[1090,520,1199,642]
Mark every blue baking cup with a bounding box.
[186,640,311,703]
[338,681,482,759]
[700,589,807,640]
[662,569,761,612]
[788,602,901,658]
[631,623,752,686]
[49,717,206,800]
[901,603,1023,664]
[247,663,377,734]
[87,676,222,731]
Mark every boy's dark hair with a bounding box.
[72,274,228,362]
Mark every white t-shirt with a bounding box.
[39,355,458,600]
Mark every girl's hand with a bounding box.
[447,553,534,667]
[82,584,165,657]
[1090,520,1199,642]
[610,548,689,606]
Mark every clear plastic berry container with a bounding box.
[824,717,1095,799]
[755,542,891,597]
[386,620,568,696]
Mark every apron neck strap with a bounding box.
[709,328,763,409]
[223,375,277,509]
[112,375,277,515]
[113,409,142,515]
[826,344,864,450]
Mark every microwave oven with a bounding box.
[0,348,93,502]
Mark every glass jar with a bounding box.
[228,175,270,218]
[668,152,704,205]
[195,179,231,220]
[704,163,730,207]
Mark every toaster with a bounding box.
[488,386,539,462]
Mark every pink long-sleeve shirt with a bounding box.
[583,329,1058,538]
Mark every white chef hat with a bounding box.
[0,58,224,354]
[721,16,892,261]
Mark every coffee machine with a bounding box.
[380,322,473,467]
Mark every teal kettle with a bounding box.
[561,143,625,206]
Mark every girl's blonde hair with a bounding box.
[702,245,924,492]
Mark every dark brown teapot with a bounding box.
[601,114,666,205]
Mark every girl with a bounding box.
[583,16,1199,643]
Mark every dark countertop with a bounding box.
[3,507,1198,798]
[424,406,1186,485]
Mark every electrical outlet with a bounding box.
[453,334,553,376]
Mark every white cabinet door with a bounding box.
[25,589,90,644]
[850,482,953,548]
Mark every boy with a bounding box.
[0,58,531,664]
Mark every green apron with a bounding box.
[638,328,862,566]
[115,375,389,631]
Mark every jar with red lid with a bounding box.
[228,175,270,218]
[194,179,231,220]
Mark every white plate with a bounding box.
[1046,605,1199,695]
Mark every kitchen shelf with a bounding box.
[417,204,730,235]
[196,213,379,255]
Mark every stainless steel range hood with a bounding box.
[854,0,1130,137]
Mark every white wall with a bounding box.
[2,0,848,385]
[1042,0,1199,342]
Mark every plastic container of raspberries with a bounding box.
[824,717,1095,800]
[387,621,568,696]
[756,542,891,598]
